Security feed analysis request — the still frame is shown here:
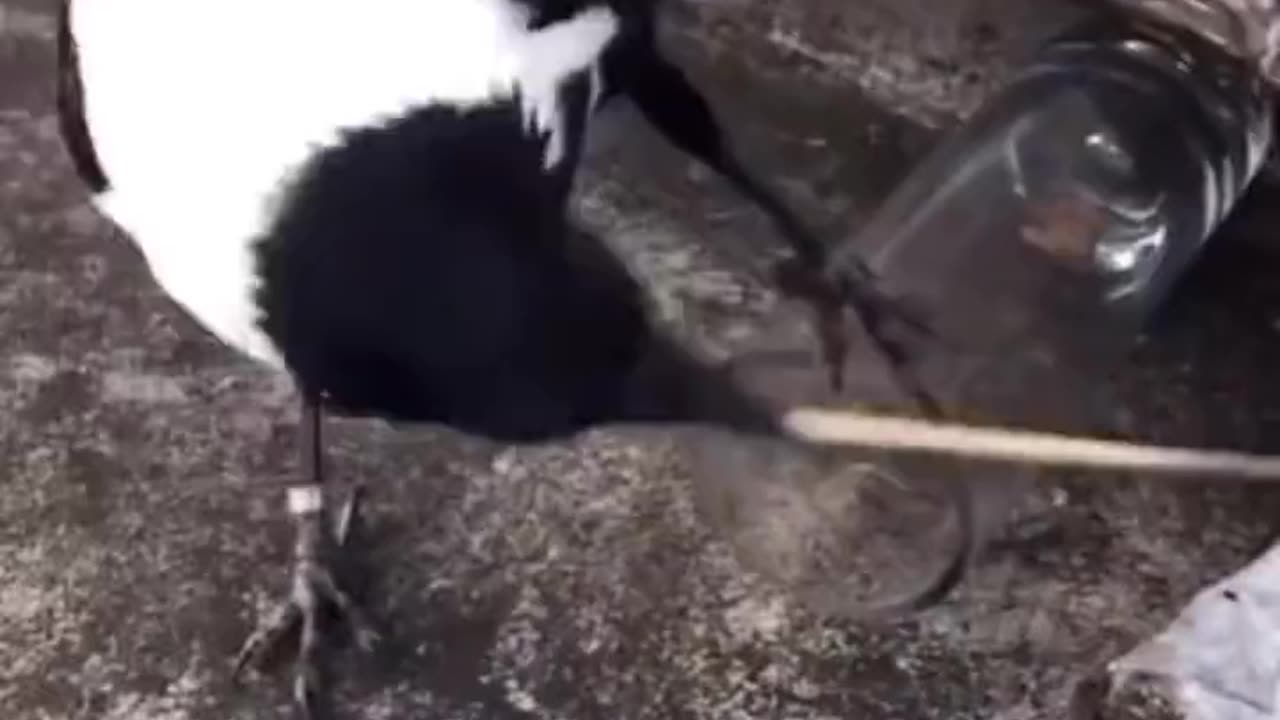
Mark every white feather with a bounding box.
[69,0,620,368]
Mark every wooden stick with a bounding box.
[782,407,1280,481]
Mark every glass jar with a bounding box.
[686,14,1274,620]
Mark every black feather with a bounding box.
[254,92,663,442]
[55,0,109,194]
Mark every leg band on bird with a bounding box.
[287,484,325,517]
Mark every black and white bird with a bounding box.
[56,0,946,715]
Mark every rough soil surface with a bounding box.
[3,1,1280,719]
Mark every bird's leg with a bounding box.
[607,40,975,610]
[605,42,935,394]
[232,396,380,719]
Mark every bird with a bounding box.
[56,0,948,716]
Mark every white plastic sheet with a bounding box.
[1111,541,1280,719]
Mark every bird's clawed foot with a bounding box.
[770,256,935,397]
[233,485,381,719]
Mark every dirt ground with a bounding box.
[4,0,1280,718]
